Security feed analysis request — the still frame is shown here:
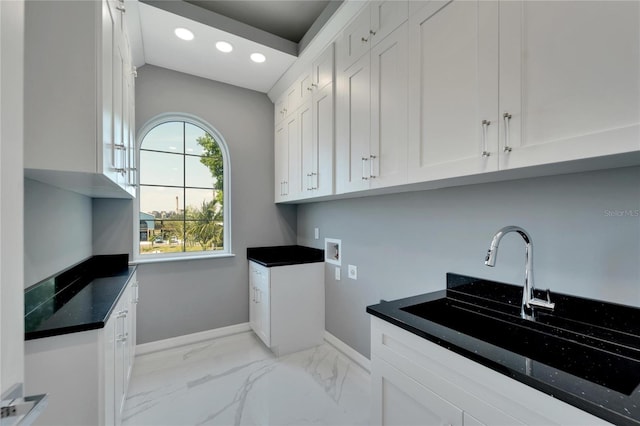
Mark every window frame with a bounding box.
[133,113,232,263]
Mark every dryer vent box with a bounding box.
[324,238,341,266]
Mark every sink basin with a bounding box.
[401,297,640,395]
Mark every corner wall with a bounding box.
[133,65,296,343]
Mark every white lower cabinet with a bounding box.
[249,261,324,356]
[371,317,611,426]
[25,272,138,426]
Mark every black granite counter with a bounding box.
[247,245,324,267]
[367,273,640,425]
[25,255,136,340]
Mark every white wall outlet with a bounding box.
[348,264,358,280]
[314,227,319,239]
[335,266,341,281]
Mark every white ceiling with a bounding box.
[132,0,339,93]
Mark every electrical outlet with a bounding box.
[314,227,319,239]
[348,264,358,280]
[335,267,341,281]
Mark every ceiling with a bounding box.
[132,0,340,93]
[184,1,331,43]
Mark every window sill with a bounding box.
[130,253,236,265]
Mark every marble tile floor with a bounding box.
[122,331,371,426]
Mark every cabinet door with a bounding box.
[370,0,408,46]
[335,53,371,194]
[128,275,138,378]
[311,83,334,197]
[274,123,288,202]
[372,358,463,426]
[408,0,499,184]
[312,44,334,91]
[104,309,117,426]
[299,71,313,105]
[114,299,128,426]
[274,95,286,124]
[369,23,408,189]
[101,0,118,185]
[300,101,315,197]
[274,113,300,203]
[285,113,301,199]
[284,83,299,118]
[499,0,640,169]
[338,4,371,71]
[249,263,259,335]
[254,267,271,347]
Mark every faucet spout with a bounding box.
[484,226,554,319]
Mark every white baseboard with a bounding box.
[324,331,371,373]
[136,322,251,356]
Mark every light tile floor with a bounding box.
[122,332,371,426]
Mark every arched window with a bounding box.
[136,114,231,259]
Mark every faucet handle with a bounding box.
[529,289,555,311]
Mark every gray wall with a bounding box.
[93,198,134,259]
[24,178,93,287]
[133,65,296,344]
[297,166,640,358]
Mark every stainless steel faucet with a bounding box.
[484,226,555,319]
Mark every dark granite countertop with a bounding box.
[247,245,324,267]
[367,273,640,425]
[25,255,136,340]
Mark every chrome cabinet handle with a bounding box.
[116,333,128,343]
[361,36,369,43]
[116,5,126,12]
[306,173,313,190]
[361,157,369,180]
[503,112,513,152]
[369,154,377,178]
[311,83,318,88]
[369,30,377,36]
[481,120,491,157]
[114,144,126,150]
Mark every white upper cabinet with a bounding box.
[408,0,640,183]
[24,0,136,198]
[307,82,335,197]
[370,23,409,188]
[312,44,335,91]
[339,1,409,71]
[498,0,640,169]
[336,18,409,194]
[274,0,640,203]
[275,44,335,202]
[408,1,499,183]
[370,0,409,46]
[336,53,372,193]
[339,5,372,71]
[274,113,301,202]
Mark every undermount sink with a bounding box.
[401,297,640,395]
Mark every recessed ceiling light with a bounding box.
[216,41,233,53]
[250,53,266,63]
[174,28,194,41]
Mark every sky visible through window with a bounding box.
[139,122,217,214]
